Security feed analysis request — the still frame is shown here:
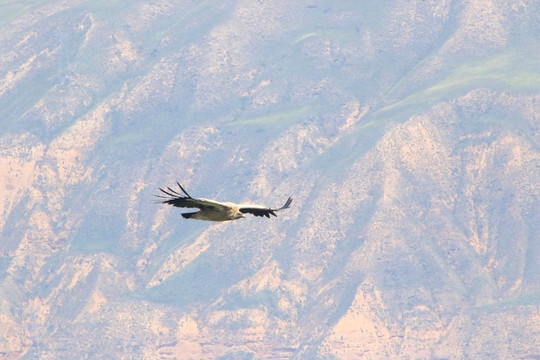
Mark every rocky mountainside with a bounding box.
[0,0,539,359]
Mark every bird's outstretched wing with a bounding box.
[156,182,230,210]
[239,197,293,218]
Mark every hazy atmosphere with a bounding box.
[1,0,539,358]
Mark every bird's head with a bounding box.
[233,212,245,220]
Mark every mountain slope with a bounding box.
[0,0,539,359]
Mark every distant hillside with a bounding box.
[0,0,539,359]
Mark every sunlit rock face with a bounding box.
[1,0,538,359]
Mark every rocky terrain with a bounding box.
[0,0,539,359]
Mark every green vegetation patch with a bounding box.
[430,51,540,93]
[394,47,540,111]
[0,0,49,29]
[360,46,540,133]
[229,106,313,128]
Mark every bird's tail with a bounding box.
[181,212,196,219]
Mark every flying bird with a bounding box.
[156,182,292,222]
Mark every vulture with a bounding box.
[156,182,292,222]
